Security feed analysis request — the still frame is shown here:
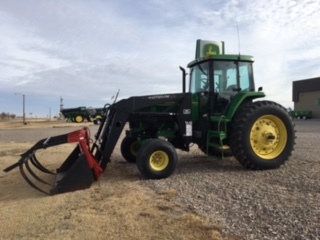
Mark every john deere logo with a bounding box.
[203,44,220,57]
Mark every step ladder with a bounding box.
[206,115,227,158]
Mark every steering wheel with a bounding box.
[201,78,209,91]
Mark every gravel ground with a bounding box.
[1,120,319,239]
[143,120,320,240]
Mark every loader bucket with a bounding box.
[4,127,103,195]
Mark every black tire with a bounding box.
[230,100,295,170]
[121,136,140,163]
[136,139,178,179]
[75,115,83,123]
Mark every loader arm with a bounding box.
[95,108,129,170]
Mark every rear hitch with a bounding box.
[3,127,103,195]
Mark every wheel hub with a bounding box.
[264,132,276,142]
[130,142,139,157]
[250,115,287,159]
[150,151,169,171]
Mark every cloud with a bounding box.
[0,0,319,116]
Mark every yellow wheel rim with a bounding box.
[149,151,169,171]
[75,116,83,123]
[250,115,287,160]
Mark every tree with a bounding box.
[0,112,7,119]
[0,112,16,119]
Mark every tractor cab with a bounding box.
[188,39,256,119]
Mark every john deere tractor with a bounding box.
[5,40,295,195]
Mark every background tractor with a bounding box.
[4,39,295,195]
[60,106,104,123]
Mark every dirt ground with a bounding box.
[0,120,226,240]
[1,119,319,239]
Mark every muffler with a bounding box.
[3,127,103,195]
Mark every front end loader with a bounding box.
[4,39,295,195]
[4,93,193,195]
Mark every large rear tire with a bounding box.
[120,136,140,163]
[136,139,178,179]
[230,101,295,169]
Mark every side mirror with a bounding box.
[258,86,263,92]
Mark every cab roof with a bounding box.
[187,54,254,68]
[189,39,254,68]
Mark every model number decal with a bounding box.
[148,95,172,100]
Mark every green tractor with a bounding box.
[60,106,104,123]
[5,40,295,195]
[119,39,295,175]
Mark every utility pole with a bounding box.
[47,107,51,120]
[15,93,26,125]
[60,97,64,119]
[60,97,63,110]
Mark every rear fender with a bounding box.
[225,92,266,119]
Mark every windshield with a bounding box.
[189,62,209,93]
[215,61,254,93]
[189,60,254,93]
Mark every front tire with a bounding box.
[121,136,140,163]
[230,101,295,169]
[136,139,178,179]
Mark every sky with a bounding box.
[1,0,320,118]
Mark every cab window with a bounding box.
[190,62,209,93]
